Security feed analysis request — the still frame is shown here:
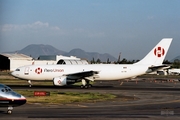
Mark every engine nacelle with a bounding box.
[53,76,67,86]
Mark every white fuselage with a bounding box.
[12,64,149,81]
[11,38,173,86]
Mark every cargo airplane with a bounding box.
[11,38,172,88]
[0,84,26,114]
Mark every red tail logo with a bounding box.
[35,67,42,74]
[154,47,165,57]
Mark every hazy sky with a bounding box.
[0,0,180,60]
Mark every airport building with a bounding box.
[0,53,88,71]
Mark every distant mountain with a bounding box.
[171,55,180,62]
[17,44,117,62]
[18,44,66,58]
[64,48,117,62]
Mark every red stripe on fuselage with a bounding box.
[0,98,26,100]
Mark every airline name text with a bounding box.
[44,69,64,72]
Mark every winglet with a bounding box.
[135,38,172,65]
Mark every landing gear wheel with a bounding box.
[7,106,13,114]
[80,85,84,89]
[7,110,12,114]
[80,84,92,89]
[84,85,89,89]
[88,84,92,88]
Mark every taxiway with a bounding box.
[1,80,180,120]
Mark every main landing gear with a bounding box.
[80,84,92,89]
[7,106,13,114]
[80,79,92,89]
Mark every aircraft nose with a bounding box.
[9,94,27,106]
[21,95,26,99]
[20,95,27,105]
[11,71,15,76]
[11,71,19,78]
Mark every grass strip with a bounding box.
[15,90,116,104]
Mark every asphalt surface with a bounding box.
[1,80,180,120]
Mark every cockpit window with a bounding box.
[5,88,8,92]
[5,88,11,92]
[15,69,20,71]
[1,89,5,92]
[1,87,12,92]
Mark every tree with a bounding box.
[96,58,101,64]
[120,58,127,64]
[172,59,180,68]
[90,57,95,64]
[163,60,171,64]
[107,58,110,64]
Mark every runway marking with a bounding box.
[64,104,88,107]
[74,99,180,108]
[77,104,88,107]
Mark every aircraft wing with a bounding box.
[63,71,99,80]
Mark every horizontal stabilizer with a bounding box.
[147,64,170,73]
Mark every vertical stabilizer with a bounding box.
[135,38,172,66]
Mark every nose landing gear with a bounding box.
[7,106,13,114]
[28,80,32,87]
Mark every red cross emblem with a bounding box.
[35,67,42,74]
[154,47,165,57]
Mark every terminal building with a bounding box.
[0,53,88,71]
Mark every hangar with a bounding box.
[0,53,33,71]
[0,53,88,71]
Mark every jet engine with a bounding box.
[53,76,67,86]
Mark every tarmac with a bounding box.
[1,79,180,120]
